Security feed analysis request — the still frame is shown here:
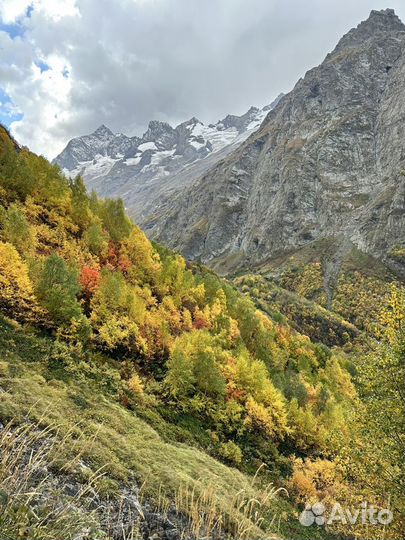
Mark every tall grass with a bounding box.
[146,464,286,539]
[0,420,102,540]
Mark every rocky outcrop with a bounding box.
[151,9,405,275]
[1,421,204,540]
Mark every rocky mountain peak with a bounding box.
[143,120,174,138]
[263,93,285,111]
[92,124,114,138]
[332,8,404,54]
[150,10,405,276]
[217,106,264,133]
[179,117,202,130]
[370,8,398,19]
[54,100,277,222]
[142,120,176,150]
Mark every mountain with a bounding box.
[150,9,405,276]
[54,97,283,224]
[2,122,386,540]
[2,8,405,536]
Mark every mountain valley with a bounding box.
[0,7,404,540]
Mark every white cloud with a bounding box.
[0,0,79,23]
[0,0,31,24]
[35,0,79,21]
[0,0,404,159]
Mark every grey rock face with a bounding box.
[217,106,261,132]
[354,36,405,273]
[6,423,202,540]
[54,104,277,224]
[143,120,177,150]
[152,9,405,275]
[55,124,138,171]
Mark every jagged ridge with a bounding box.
[150,9,405,276]
[54,96,283,223]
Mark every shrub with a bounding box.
[128,372,145,397]
[100,198,133,242]
[218,440,243,465]
[166,331,227,399]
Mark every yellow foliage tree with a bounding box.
[0,242,41,322]
[127,372,145,398]
[123,227,161,284]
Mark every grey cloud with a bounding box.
[1,0,404,157]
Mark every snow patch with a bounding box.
[190,140,205,150]
[138,142,157,152]
[125,156,141,166]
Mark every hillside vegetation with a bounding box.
[0,125,403,539]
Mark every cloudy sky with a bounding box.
[0,0,404,159]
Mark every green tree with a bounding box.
[70,175,92,233]
[165,347,196,399]
[1,204,34,255]
[193,346,226,396]
[0,127,34,201]
[166,331,227,399]
[83,221,109,257]
[100,198,133,242]
[122,227,160,285]
[90,270,147,354]
[26,153,71,210]
[34,254,82,326]
[347,286,405,528]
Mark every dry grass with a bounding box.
[142,465,286,540]
[0,419,106,539]
[1,371,287,539]
[0,318,287,539]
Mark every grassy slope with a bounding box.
[234,274,360,348]
[0,125,358,539]
[233,239,402,349]
[0,316,342,540]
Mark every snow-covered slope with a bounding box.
[54,97,283,224]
